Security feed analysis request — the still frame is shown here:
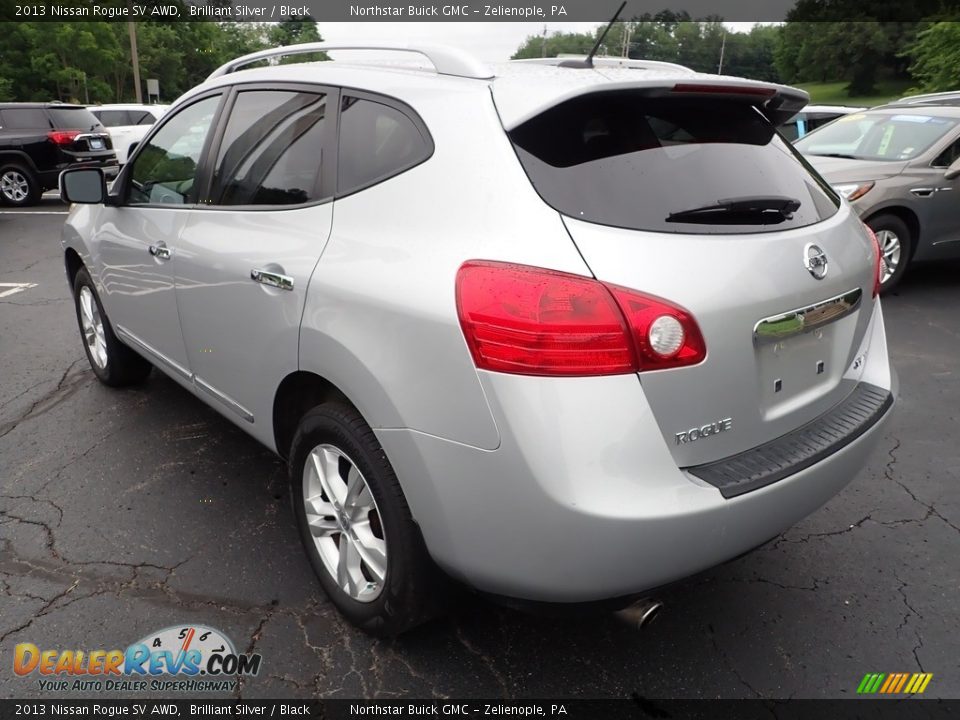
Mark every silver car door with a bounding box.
[93,93,224,384]
[173,86,336,447]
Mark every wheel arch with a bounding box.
[64,247,85,288]
[273,371,355,461]
[0,150,40,175]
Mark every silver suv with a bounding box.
[60,44,897,635]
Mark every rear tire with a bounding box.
[0,164,40,207]
[72,267,152,387]
[867,214,912,293]
[290,402,446,636]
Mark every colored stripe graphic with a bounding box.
[858,672,933,694]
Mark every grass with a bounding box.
[793,79,915,108]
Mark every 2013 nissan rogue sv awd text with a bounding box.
[59,43,897,636]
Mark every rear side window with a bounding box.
[47,108,102,131]
[209,89,329,206]
[1,108,50,129]
[337,96,432,196]
[509,92,841,235]
[95,110,131,127]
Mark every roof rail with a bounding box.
[519,56,694,74]
[207,42,494,81]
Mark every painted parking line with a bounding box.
[0,210,69,215]
[0,283,38,298]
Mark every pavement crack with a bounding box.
[0,578,80,644]
[707,623,762,698]
[455,625,512,698]
[234,602,278,700]
[0,358,88,440]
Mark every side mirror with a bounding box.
[127,140,139,157]
[60,168,106,204]
[944,159,960,180]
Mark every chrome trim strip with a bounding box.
[194,376,255,424]
[115,325,191,382]
[753,288,863,346]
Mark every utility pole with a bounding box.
[541,25,547,57]
[128,18,142,103]
[718,32,726,74]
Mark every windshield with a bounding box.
[796,111,957,161]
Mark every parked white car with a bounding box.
[87,104,169,164]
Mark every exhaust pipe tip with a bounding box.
[618,598,663,630]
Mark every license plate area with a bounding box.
[89,138,104,150]
[755,289,862,419]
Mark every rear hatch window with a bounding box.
[509,92,840,235]
[47,107,104,132]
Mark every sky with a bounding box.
[317,22,760,64]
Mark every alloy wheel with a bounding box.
[875,229,900,284]
[302,444,387,602]
[79,286,108,369]
[1,170,29,204]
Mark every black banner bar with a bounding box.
[1,0,959,22]
[1,700,959,720]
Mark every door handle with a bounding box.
[148,243,171,260]
[250,268,294,291]
[910,187,952,197]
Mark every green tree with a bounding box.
[904,21,960,93]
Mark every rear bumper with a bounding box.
[377,303,897,603]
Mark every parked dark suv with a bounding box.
[0,103,118,206]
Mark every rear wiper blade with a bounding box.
[812,152,856,159]
[666,196,802,225]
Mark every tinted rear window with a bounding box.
[47,108,102,131]
[509,92,840,235]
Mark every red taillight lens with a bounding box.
[605,284,707,370]
[863,224,884,297]
[455,261,706,377]
[47,130,81,145]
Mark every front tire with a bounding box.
[867,214,912,293]
[72,267,152,386]
[290,403,445,636]
[0,164,40,207]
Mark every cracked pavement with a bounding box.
[1,199,958,699]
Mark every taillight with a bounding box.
[455,261,706,377]
[47,130,81,145]
[863,224,884,297]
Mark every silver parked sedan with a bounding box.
[59,43,896,635]
[796,104,960,290]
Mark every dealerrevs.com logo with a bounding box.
[14,625,262,693]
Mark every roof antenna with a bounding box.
[559,1,628,69]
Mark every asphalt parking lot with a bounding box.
[1,195,958,700]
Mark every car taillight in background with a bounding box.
[455,261,706,377]
[863,224,884,297]
[47,130,81,145]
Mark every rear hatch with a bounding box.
[501,81,878,467]
[46,106,115,160]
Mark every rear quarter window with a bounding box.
[509,92,840,235]
[0,108,50,129]
[336,95,432,197]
